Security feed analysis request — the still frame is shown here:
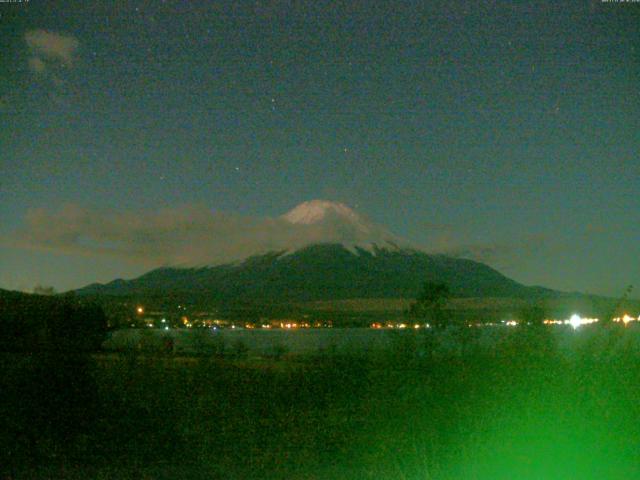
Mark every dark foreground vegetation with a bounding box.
[2,319,640,479]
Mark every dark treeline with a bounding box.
[0,289,107,352]
[0,289,108,475]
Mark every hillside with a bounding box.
[76,243,556,303]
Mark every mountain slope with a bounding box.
[76,243,555,302]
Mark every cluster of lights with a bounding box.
[135,305,637,332]
[131,308,336,330]
[541,314,598,329]
[613,314,640,325]
[370,322,430,329]
[280,322,312,329]
[543,313,640,329]
[367,315,605,330]
[567,314,598,329]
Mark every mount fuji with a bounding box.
[75,200,556,302]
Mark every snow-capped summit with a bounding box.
[280,200,402,252]
[282,200,365,226]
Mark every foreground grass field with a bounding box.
[2,325,640,479]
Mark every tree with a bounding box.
[409,281,451,329]
[602,284,634,326]
[33,284,56,296]
[0,291,107,352]
[47,300,108,351]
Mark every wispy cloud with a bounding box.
[25,29,79,69]
[8,202,581,278]
[9,203,399,267]
[24,29,79,100]
[27,56,47,74]
[446,235,547,264]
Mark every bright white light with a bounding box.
[164,326,169,331]
[569,314,582,330]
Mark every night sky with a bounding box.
[1,1,639,296]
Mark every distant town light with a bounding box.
[136,306,144,314]
[569,314,582,330]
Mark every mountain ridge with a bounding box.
[75,243,557,302]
